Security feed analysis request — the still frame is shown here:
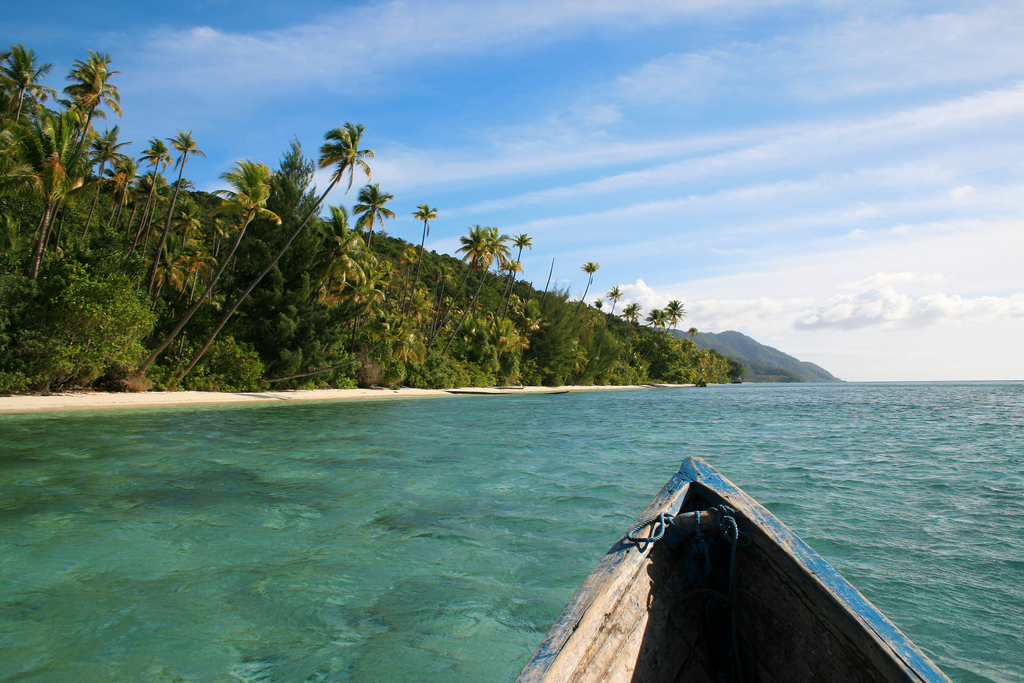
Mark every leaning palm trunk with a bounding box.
[135,208,255,375]
[28,200,57,280]
[148,163,187,294]
[442,270,487,356]
[428,267,472,346]
[406,222,430,315]
[81,162,110,243]
[178,174,343,380]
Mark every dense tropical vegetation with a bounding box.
[0,45,742,393]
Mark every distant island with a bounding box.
[672,330,841,383]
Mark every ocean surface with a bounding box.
[1,382,1021,682]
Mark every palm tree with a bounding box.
[328,121,373,193]
[179,246,215,307]
[1,44,56,120]
[172,197,204,243]
[149,130,204,294]
[133,137,171,248]
[81,126,129,241]
[136,160,279,376]
[353,183,395,246]
[665,300,687,331]
[315,206,368,303]
[127,171,167,256]
[442,226,510,355]
[175,124,373,379]
[106,155,138,245]
[623,302,642,326]
[646,308,668,332]
[593,285,623,360]
[14,110,88,279]
[574,261,600,319]
[495,259,523,319]
[63,51,120,147]
[500,233,532,320]
[149,234,188,301]
[407,203,437,314]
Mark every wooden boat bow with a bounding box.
[517,457,951,683]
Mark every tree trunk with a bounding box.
[177,175,343,380]
[135,208,256,376]
[81,162,108,244]
[29,201,56,280]
[429,268,471,346]
[442,270,486,356]
[406,222,428,315]
[149,162,186,294]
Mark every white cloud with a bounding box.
[126,0,788,103]
[839,271,945,291]
[615,52,725,102]
[951,185,976,202]
[618,279,667,313]
[785,3,1024,99]
[795,289,1024,330]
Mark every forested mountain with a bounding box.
[0,45,743,393]
[673,330,841,382]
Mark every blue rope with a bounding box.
[626,511,670,552]
[707,504,746,683]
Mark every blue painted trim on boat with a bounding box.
[678,457,951,683]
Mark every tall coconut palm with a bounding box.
[500,233,532,320]
[133,137,171,248]
[574,261,600,319]
[176,124,373,380]
[15,110,88,279]
[127,171,168,256]
[622,302,642,342]
[328,121,373,193]
[149,233,188,302]
[353,183,395,247]
[442,226,510,355]
[81,126,129,241]
[149,130,203,294]
[495,259,522,319]
[429,225,482,346]
[665,299,686,331]
[315,206,368,303]
[646,307,668,332]
[136,160,279,376]
[63,50,120,147]
[593,285,623,360]
[407,203,437,314]
[1,44,56,120]
[106,155,138,245]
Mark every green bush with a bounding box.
[180,337,268,392]
[0,264,156,392]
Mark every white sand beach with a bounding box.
[0,384,691,414]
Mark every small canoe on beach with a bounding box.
[517,457,951,683]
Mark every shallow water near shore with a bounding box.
[1,382,1022,682]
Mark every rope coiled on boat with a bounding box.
[626,511,670,552]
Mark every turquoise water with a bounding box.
[1,383,1021,682]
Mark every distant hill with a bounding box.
[672,330,841,383]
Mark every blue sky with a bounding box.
[9,0,1024,380]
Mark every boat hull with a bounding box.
[517,457,950,683]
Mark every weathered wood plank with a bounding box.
[677,456,951,683]
[515,473,693,682]
[517,457,952,683]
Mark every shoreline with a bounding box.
[0,384,692,415]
